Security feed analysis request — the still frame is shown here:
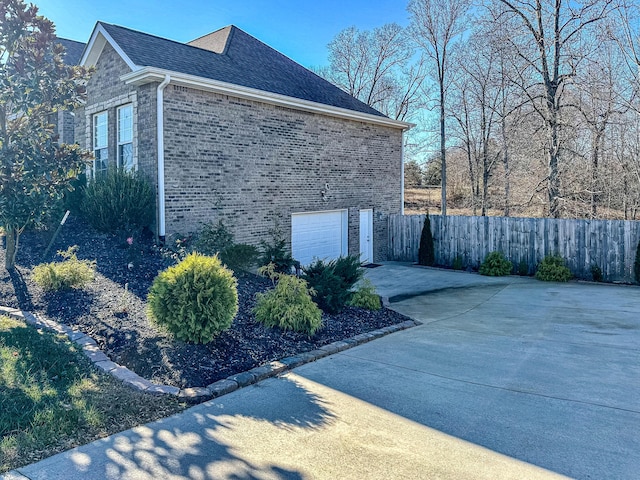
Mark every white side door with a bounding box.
[359,209,373,264]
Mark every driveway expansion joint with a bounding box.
[0,305,419,402]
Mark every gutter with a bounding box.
[401,130,405,215]
[122,67,414,131]
[157,74,171,241]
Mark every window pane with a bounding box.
[119,143,134,171]
[93,112,107,149]
[94,148,108,176]
[118,105,133,143]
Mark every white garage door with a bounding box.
[291,210,348,267]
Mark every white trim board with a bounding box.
[81,23,140,72]
[121,67,413,131]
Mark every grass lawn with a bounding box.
[0,315,187,474]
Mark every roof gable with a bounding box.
[188,26,233,54]
[86,22,386,118]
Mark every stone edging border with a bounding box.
[0,305,419,401]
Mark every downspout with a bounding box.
[400,129,406,215]
[157,75,171,241]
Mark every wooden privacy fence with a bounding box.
[389,214,640,283]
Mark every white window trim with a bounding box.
[92,111,108,178]
[84,93,138,180]
[117,104,134,171]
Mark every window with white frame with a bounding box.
[117,104,134,171]
[93,111,108,177]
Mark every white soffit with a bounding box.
[80,23,139,72]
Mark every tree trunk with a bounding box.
[481,108,489,217]
[547,107,561,218]
[591,133,599,219]
[440,88,447,216]
[591,127,604,219]
[482,162,489,216]
[465,141,477,215]
[502,127,511,217]
[4,227,18,270]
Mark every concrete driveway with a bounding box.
[4,264,639,479]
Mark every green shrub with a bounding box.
[81,167,154,233]
[64,172,87,215]
[518,259,529,276]
[535,255,572,282]
[147,253,238,344]
[452,255,463,270]
[418,212,435,266]
[302,255,363,314]
[32,246,96,291]
[254,271,322,335]
[635,240,640,284]
[259,232,295,274]
[591,264,603,282]
[36,197,66,236]
[349,279,381,310]
[193,220,258,271]
[220,244,259,272]
[193,220,233,256]
[479,251,512,276]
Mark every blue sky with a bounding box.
[36,0,410,68]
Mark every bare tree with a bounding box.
[489,0,617,218]
[319,23,427,122]
[575,41,631,217]
[408,0,470,216]
[450,74,480,214]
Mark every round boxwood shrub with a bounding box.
[147,252,238,343]
[479,251,512,276]
[535,255,572,282]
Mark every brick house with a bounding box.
[50,38,85,144]
[71,22,410,265]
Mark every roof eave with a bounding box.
[80,22,140,72]
[121,67,413,130]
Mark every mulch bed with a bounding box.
[0,217,409,388]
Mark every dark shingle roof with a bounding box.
[98,23,385,117]
[56,38,86,65]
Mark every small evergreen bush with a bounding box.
[147,253,238,343]
[259,228,296,274]
[32,246,96,291]
[81,167,154,233]
[302,255,363,314]
[193,220,233,256]
[220,244,259,272]
[418,212,435,266]
[193,220,258,271]
[254,269,322,335]
[518,259,529,276]
[479,251,512,276]
[535,255,572,282]
[452,255,463,270]
[349,279,382,310]
[635,240,640,284]
[590,264,603,282]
